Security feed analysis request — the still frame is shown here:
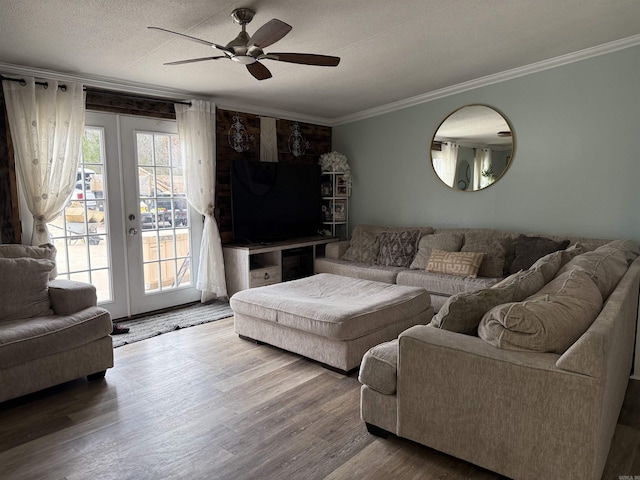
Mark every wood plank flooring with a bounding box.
[1,317,639,480]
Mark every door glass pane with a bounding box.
[47,127,113,302]
[137,132,192,294]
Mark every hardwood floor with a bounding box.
[1,317,639,480]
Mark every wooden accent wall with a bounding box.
[215,108,331,243]
[0,91,331,245]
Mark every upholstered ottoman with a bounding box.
[230,273,433,373]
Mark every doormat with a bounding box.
[112,300,234,348]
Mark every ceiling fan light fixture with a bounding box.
[150,6,341,80]
[231,55,257,64]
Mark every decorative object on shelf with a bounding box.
[288,122,309,157]
[319,151,350,179]
[333,200,347,221]
[228,112,253,152]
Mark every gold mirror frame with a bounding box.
[431,104,515,191]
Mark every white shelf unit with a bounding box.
[321,171,351,240]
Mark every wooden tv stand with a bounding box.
[223,236,339,296]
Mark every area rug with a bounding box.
[112,300,234,348]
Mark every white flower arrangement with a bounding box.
[319,151,350,179]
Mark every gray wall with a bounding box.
[333,45,640,242]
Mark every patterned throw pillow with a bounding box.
[375,230,421,268]
[425,249,485,278]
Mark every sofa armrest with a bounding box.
[48,279,98,316]
[325,240,351,259]
[396,325,602,480]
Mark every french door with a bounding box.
[49,112,202,319]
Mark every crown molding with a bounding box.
[330,34,640,126]
[3,33,639,128]
[0,62,332,126]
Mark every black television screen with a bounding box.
[230,159,322,243]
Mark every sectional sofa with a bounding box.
[315,224,609,311]
[337,226,640,480]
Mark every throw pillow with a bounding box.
[478,269,603,353]
[556,245,628,299]
[0,257,55,320]
[603,239,640,265]
[529,250,563,284]
[560,242,585,266]
[461,231,512,278]
[0,243,57,279]
[375,230,421,268]
[341,228,380,264]
[508,235,570,274]
[425,249,485,278]
[409,233,464,270]
[491,267,545,301]
[430,283,517,335]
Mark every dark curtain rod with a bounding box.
[0,75,192,106]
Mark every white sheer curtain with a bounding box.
[474,147,493,189]
[175,100,227,302]
[2,77,85,245]
[436,142,458,187]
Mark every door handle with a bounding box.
[129,228,138,236]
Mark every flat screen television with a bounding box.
[230,159,322,243]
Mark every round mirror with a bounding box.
[431,105,514,191]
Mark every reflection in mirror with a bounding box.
[431,105,514,191]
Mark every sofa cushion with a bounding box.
[461,231,511,278]
[409,233,464,270]
[341,228,380,264]
[529,250,563,284]
[0,243,57,279]
[603,239,640,264]
[358,339,398,394]
[430,283,517,335]
[376,230,421,268]
[507,235,570,274]
[426,249,484,278]
[315,257,404,284]
[396,269,500,296]
[556,245,628,298]
[341,227,380,264]
[478,269,603,353]
[0,306,112,368]
[0,257,55,320]
[491,268,546,301]
[560,242,586,265]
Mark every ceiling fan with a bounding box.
[149,8,341,81]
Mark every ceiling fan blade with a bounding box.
[148,26,233,54]
[246,62,272,80]
[249,19,292,48]
[263,53,340,67]
[164,56,227,65]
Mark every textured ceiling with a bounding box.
[1,0,639,124]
